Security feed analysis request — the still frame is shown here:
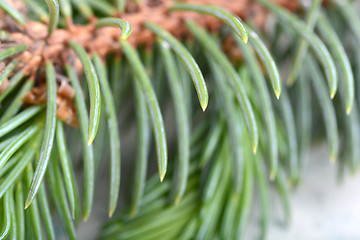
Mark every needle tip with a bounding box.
[252,145,257,154]
[24,201,30,210]
[108,210,114,218]
[330,154,337,163]
[129,210,136,219]
[269,171,276,181]
[286,78,295,86]
[174,196,181,205]
[159,173,165,182]
[330,91,336,99]
[201,102,208,112]
[346,107,352,115]
[24,195,33,210]
[243,36,248,44]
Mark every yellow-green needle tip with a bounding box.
[330,156,336,163]
[159,173,165,182]
[109,209,115,218]
[330,91,336,99]
[83,214,89,222]
[252,145,257,154]
[88,136,94,145]
[243,36,248,44]
[287,77,295,87]
[201,102,208,112]
[275,92,281,99]
[129,210,137,219]
[269,170,276,181]
[346,106,352,115]
[24,201,31,210]
[174,196,181,205]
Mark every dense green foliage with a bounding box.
[0,0,359,239]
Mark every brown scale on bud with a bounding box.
[58,79,75,100]
[56,98,79,127]
[0,62,6,72]
[25,21,48,39]
[0,79,10,94]
[23,80,78,127]
[23,83,47,104]
[21,55,42,76]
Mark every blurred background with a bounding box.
[75,141,360,240]
[249,144,360,240]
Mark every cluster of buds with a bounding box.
[0,0,299,126]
